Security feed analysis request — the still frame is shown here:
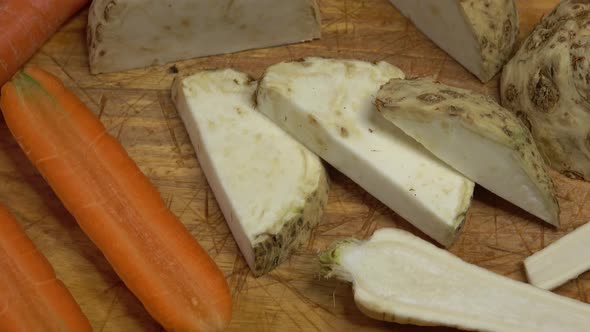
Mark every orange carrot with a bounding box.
[0,0,89,86]
[0,203,92,332]
[0,67,232,332]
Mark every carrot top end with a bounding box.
[11,70,57,107]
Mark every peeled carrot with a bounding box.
[0,67,232,332]
[0,0,89,86]
[0,203,92,332]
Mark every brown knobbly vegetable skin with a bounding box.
[417,93,446,104]
[529,66,560,113]
[501,0,590,181]
[460,0,519,82]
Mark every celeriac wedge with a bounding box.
[320,228,590,332]
[376,77,559,226]
[171,69,329,276]
[88,0,321,74]
[257,58,474,247]
[389,0,518,82]
[524,222,590,290]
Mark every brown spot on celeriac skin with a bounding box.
[501,18,514,48]
[504,84,518,102]
[417,93,445,104]
[526,27,559,51]
[440,89,465,98]
[340,127,349,138]
[250,92,257,109]
[571,55,585,70]
[446,105,465,116]
[308,114,318,125]
[530,67,560,112]
[564,170,585,180]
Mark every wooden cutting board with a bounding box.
[1,1,588,331]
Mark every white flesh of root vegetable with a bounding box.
[525,221,590,290]
[376,77,559,226]
[171,69,329,276]
[320,228,590,332]
[257,58,474,247]
[389,0,519,82]
[87,0,321,74]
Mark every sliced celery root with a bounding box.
[376,77,559,226]
[525,222,590,290]
[257,57,474,247]
[172,69,328,276]
[320,228,590,332]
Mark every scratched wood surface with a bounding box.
[0,1,589,331]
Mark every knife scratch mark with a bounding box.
[99,287,121,332]
[157,91,184,165]
[509,218,533,255]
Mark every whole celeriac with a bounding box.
[320,228,590,332]
[389,0,518,82]
[87,0,321,74]
[376,77,559,226]
[501,0,590,181]
[172,69,329,276]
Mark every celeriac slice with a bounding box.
[171,69,329,276]
[88,0,321,74]
[320,228,590,332]
[257,58,474,247]
[524,222,590,290]
[376,78,559,226]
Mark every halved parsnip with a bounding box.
[320,228,590,332]
[376,77,559,226]
[172,69,329,276]
[525,222,590,290]
[257,58,474,247]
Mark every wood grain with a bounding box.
[0,0,588,331]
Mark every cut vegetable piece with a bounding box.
[0,67,232,332]
[257,58,474,247]
[524,222,590,290]
[320,228,590,332]
[172,69,329,276]
[87,0,321,74]
[0,204,92,332]
[376,77,559,226]
[389,0,518,82]
[501,0,590,181]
